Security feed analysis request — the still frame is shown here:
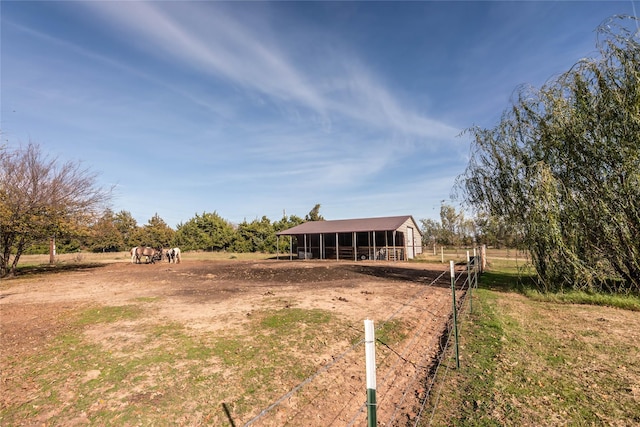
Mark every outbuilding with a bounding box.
[276,215,423,261]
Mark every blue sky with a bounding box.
[2,1,637,228]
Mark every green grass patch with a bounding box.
[260,307,332,330]
[424,260,640,426]
[524,288,640,311]
[375,318,406,345]
[483,260,640,311]
[423,288,511,426]
[74,305,143,325]
[207,307,346,415]
[1,303,352,426]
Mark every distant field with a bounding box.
[17,247,528,267]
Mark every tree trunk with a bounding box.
[49,236,56,264]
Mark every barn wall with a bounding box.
[397,218,423,258]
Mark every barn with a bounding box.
[276,215,423,261]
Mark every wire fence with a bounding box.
[413,256,480,426]
[241,250,483,426]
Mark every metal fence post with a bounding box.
[450,261,460,369]
[467,251,472,313]
[365,319,377,427]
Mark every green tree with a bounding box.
[473,211,520,248]
[232,216,276,253]
[90,209,125,252]
[439,204,461,246]
[457,16,640,292]
[0,143,110,277]
[420,205,477,247]
[175,211,235,251]
[113,210,138,249]
[305,204,325,221]
[273,214,305,252]
[133,213,175,249]
[419,218,440,248]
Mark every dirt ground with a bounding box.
[0,257,462,426]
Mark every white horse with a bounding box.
[165,247,181,263]
[130,247,138,263]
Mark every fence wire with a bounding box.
[243,257,480,427]
[413,258,480,426]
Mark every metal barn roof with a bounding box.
[276,215,421,236]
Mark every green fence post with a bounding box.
[450,261,460,369]
[467,251,472,314]
[364,319,377,427]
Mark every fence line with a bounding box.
[350,266,472,426]
[243,266,452,426]
[345,267,457,425]
[242,251,482,427]
[412,251,481,426]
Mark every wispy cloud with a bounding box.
[81,2,458,143]
[82,2,327,110]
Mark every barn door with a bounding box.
[407,227,415,259]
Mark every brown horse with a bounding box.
[134,246,161,264]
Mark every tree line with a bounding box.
[420,204,519,249]
[53,209,315,255]
[70,203,489,256]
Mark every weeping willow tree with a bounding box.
[458,16,640,293]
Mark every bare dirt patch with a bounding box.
[1,258,460,426]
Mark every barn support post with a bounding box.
[336,232,339,261]
[404,229,408,261]
[353,232,357,261]
[450,260,460,369]
[392,230,397,262]
[323,234,326,259]
[276,236,279,261]
[320,233,323,260]
[373,231,377,261]
[385,231,389,261]
[304,234,308,260]
[289,236,292,261]
[364,319,377,427]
